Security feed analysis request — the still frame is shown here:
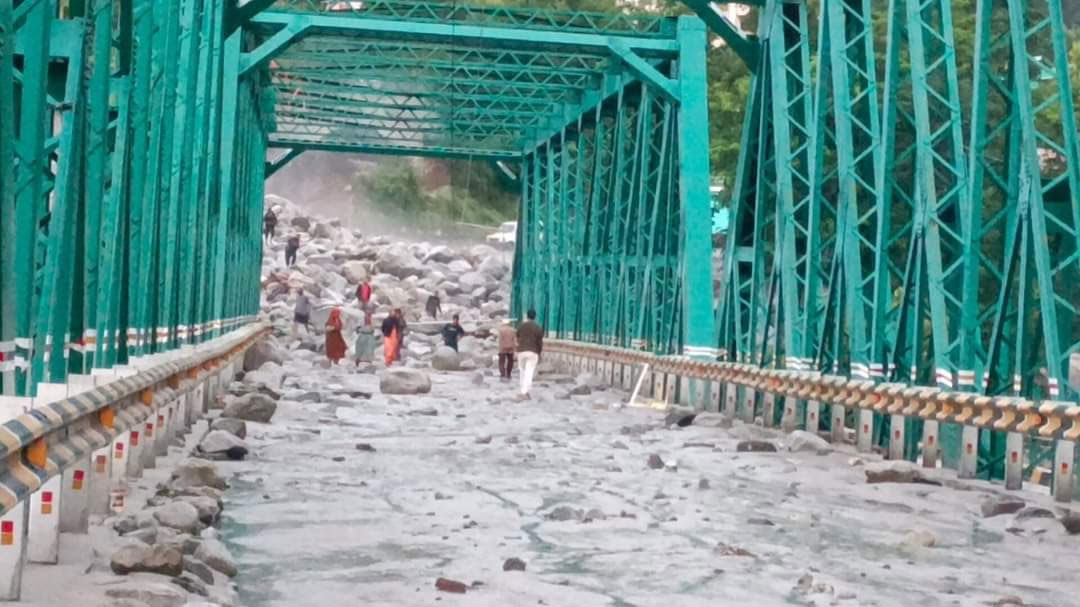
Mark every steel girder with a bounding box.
[512,17,715,357]
[719,0,1079,491]
[1,0,262,397]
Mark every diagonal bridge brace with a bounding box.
[607,40,679,104]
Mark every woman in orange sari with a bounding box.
[381,310,402,366]
[325,308,348,364]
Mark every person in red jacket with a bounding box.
[356,279,373,311]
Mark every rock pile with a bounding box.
[106,459,240,606]
[259,197,513,362]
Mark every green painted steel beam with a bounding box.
[607,40,679,104]
[267,139,522,161]
[249,12,681,57]
[680,0,760,69]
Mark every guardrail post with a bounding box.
[857,409,874,452]
[829,403,846,444]
[762,393,776,428]
[88,447,110,516]
[0,395,31,600]
[724,383,738,418]
[889,415,906,460]
[1005,432,1024,490]
[679,375,691,407]
[154,406,170,457]
[27,384,67,565]
[1053,440,1074,502]
[781,398,798,431]
[127,427,145,479]
[740,388,755,423]
[59,458,90,534]
[708,381,721,413]
[806,400,821,433]
[109,430,131,514]
[141,419,156,470]
[958,425,978,479]
[921,421,940,468]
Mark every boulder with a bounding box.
[178,496,222,526]
[209,418,247,440]
[196,430,248,461]
[477,256,508,279]
[467,244,499,264]
[647,454,666,469]
[379,368,433,395]
[736,440,778,453]
[664,407,697,427]
[243,340,284,372]
[568,384,592,396]
[376,244,425,279]
[105,583,188,607]
[223,393,277,423]
[446,259,473,275]
[786,430,832,454]
[110,544,184,577]
[459,272,489,290]
[1060,511,1080,535]
[170,574,209,598]
[431,347,462,371]
[423,246,457,264]
[195,538,238,578]
[980,495,1026,518]
[169,460,227,491]
[502,557,527,572]
[864,461,937,485]
[341,261,368,284]
[154,502,202,535]
[183,558,216,585]
[900,529,937,549]
[290,216,311,231]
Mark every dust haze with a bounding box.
[265,150,506,245]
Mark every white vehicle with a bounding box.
[326,1,364,11]
[486,221,518,247]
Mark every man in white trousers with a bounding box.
[515,308,543,400]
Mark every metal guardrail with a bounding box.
[546,339,1080,501]
[0,323,269,516]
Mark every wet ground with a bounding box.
[221,357,1079,607]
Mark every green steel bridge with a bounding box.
[1,0,1079,488]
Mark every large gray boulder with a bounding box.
[154,502,202,535]
[446,259,473,275]
[196,430,248,461]
[341,260,368,284]
[477,256,508,279]
[243,340,284,372]
[467,244,499,264]
[209,417,246,439]
[459,272,488,290]
[423,246,457,264]
[177,496,222,526]
[170,460,227,491]
[379,368,433,395]
[376,244,425,279]
[223,393,277,423]
[786,430,832,454]
[110,544,184,577]
[194,538,238,578]
[431,347,462,371]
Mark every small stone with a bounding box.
[747,517,774,526]
[584,508,606,521]
[409,407,438,416]
[568,384,592,396]
[865,461,938,485]
[355,443,376,452]
[475,435,493,444]
[980,495,1026,518]
[736,440,777,453]
[1060,511,1080,535]
[664,408,697,427]
[611,441,629,450]
[647,454,665,469]
[714,542,754,557]
[992,596,1024,607]
[1013,506,1053,520]
[502,557,527,572]
[698,478,710,490]
[332,456,346,462]
[794,573,814,594]
[848,457,864,467]
[546,506,582,522]
[786,430,831,454]
[900,529,937,549]
[435,578,468,594]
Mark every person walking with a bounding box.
[292,288,311,338]
[441,314,467,352]
[356,279,373,311]
[263,208,277,243]
[325,308,347,365]
[394,308,407,361]
[381,309,404,366]
[497,319,517,381]
[425,293,443,319]
[284,234,300,266]
[516,309,543,399]
[354,311,378,366]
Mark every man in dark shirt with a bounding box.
[284,235,300,266]
[516,308,543,399]
[441,314,467,351]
